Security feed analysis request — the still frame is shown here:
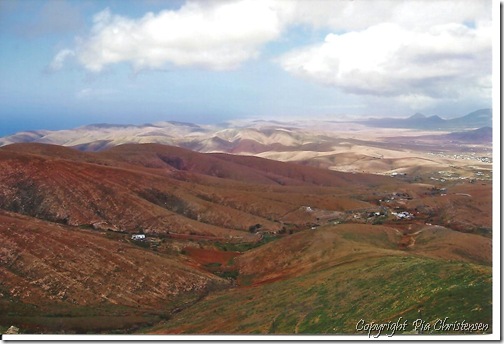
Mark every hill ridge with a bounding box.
[0,109,492,152]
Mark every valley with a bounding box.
[0,113,494,336]
[0,0,496,336]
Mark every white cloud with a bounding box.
[69,1,283,72]
[48,49,75,71]
[51,0,493,111]
[274,0,491,31]
[274,0,492,110]
[278,21,492,100]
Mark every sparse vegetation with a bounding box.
[215,270,239,280]
[0,139,492,336]
[149,256,491,334]
[214,234,279,252]
[248,223,262,233]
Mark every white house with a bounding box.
[131,234,146,240]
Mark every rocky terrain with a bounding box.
[0,138,493,335]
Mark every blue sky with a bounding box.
[0,0,494,136]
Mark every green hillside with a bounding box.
[146,254,491,335]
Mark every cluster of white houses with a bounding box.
[391,211,414,220]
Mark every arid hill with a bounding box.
[0,143,392,237]
[234,223,491,286]
[0,114,492,181]
[0,210,229,333]
[0,142,493,335]
[147,223,492,334]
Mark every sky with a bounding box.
[0,0,495,136]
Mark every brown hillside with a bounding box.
[0,210,229,332]
[410,225,492,265]
[235,223,492,286]
[235,224,404,285]
[210,152,393,187]
[0,141,493,335]
[0,143,392,236]
[0,148,268,236]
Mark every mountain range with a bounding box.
[0,109,492,153]
[362,108,492,130]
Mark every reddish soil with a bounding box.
[0,143,405,242]
[183,247,241,266]
[0,142,492,334]
[0,210,227,309]
[235,222,492,286]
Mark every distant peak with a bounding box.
[465,108,492,118]
[409,113,426,119]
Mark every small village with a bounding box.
[426,151,492,164]
[124,180,468,247]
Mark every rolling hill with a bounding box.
[0,110,492,183]
[0,142,493,335]
[0,143,394,237]
[146,223,492,334]
[0,210,229,333]
[0,109,492,152]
